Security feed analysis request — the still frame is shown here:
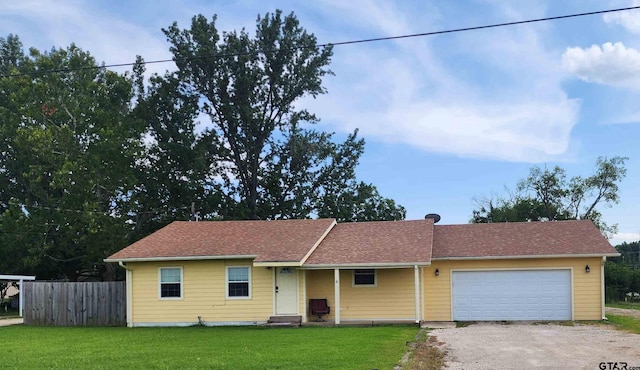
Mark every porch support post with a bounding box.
[126,268,133,327]
[302,270,307,323]
[334,268,341,325]
[421,267,425,321]
[601,256,606,320]
[18,279,24,317]
[414,265,420,323]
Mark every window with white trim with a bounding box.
[353,269,376,286]
[159,267,182,299]
[227,266,251,299]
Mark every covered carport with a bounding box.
[0,274,36,317]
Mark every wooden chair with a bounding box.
[309,299,330,322]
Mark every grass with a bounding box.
[533,321,576,326]
[0,310,19,318]
[455,321,472,328]
[402,329,446,370]
[2,325,418,369]
[606,314,640,334]
[0,304,19,318]
[606,301,640,310]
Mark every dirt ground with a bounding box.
[429,322,640,370]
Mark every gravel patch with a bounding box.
[429,322,640,370]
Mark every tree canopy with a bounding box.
[159,11,404,222]
[0,11,405,280]
[605,241,640,303]
[471,156,627,238]
[0,35,143,280]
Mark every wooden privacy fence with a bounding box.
[23,281,126,326]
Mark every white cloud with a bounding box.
[387,100,578,162]
[562,42,640,90]
[605,110,640,124]
[1,0,582,163]
[313,91,579,162]
[611,232,640,246]
[303,0,579,162]
[603,2,640,34]
[0,1,172,76]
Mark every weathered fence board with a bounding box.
[23,281,125,326]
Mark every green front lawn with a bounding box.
[2,325,418,369]
[606,314,640,334]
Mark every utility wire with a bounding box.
[12,204,191,215]
[1,6,639,78]
[326,6,640,46]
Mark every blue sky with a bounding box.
[2,0,639,245]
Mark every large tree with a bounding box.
[125,67,225,240]
[0,11,406,280]
[162,11,404,221]
[0,35,143,280]
[317,181,406,222]
[472,156,627,237]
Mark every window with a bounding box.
[227,266,251,299]
[353,269,376,286]
[159,267,182,299]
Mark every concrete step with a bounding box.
[267,315,302,325]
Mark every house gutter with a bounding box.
[104,255,258,263]
[301,262,431,270]
[431,253,620,261]
[253,261,302,267]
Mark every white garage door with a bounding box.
[452,270,571,321]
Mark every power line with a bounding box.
[13,204,191,215]
[326,6,640,47]
[1,5,639,78]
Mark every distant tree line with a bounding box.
[606,241,640,302]
[0,11,405,281]
[471,156,627,238]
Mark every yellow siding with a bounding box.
[423,257,603,321]
[306,270,335,320]
[128,259,273,324]
[126,256,603,324]
[305,268,417,321]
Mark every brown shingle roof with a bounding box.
[106,219,336,263]
[432,220,618,259]
[106,218,618,265]
[304,219,434,265]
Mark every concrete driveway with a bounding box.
[428,322,640,370]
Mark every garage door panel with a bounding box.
[452,270,571,321]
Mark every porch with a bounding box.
[298,266,425,324]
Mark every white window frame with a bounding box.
[226,266,252,299]
[158,267,183,300]
[352,269,377,287]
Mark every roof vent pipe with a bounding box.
[424,213,441,223]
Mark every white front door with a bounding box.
[275,267,298,315]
